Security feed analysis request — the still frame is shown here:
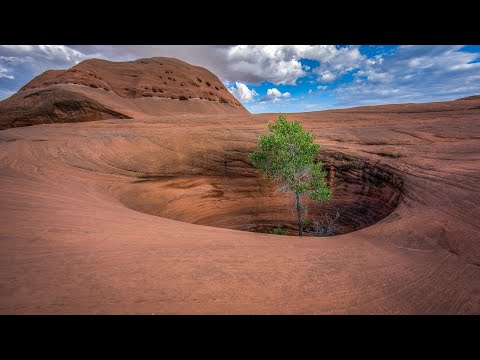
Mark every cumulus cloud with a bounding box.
[335,45,480,107]
[311,45,364,83]
[221,45,364,85]
[318,71,337,82]
[259,88,291,102]
[228,82,258,102]
[317,85,328,90]
[222,45,306,85]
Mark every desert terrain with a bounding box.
[0,57,479,314]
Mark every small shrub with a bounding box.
[197,77,202,83]
[179,95,188,101]
[206,81,211,87]
[215,86,219,90]
[309,212,341,237]
[273,227,284,235]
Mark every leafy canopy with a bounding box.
[250,115,331,201]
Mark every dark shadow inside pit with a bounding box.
[115,151,403,236]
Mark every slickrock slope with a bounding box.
[0,58,479,314]
[0,57,247,129]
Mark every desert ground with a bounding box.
[0,58,479,314]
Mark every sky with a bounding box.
[1,45,479,113]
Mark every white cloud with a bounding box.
[267,88,291,98]
[228,82,258,102]
[317,85,328,90]
[311,45,365,83]
[318,71,337,82]
[223,45,306,85]
[308,89,313,94]
[335,45,480,106]
[259,88,291,102]
[222,45,365,85]
[0,45,86,68]
[0,65,14,79]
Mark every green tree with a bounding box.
[250,115,332,236]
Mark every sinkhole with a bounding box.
[115,151,404,236]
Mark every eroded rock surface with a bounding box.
[0,57,247,130]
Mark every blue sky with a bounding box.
[1,45,479,113]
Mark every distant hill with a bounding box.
[0,57,248,129]
[458,95,480,100]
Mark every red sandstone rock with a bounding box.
[0,57,247,130]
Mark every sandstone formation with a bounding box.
[0,57,247,130]
[0,58,479,314]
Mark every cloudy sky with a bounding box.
[1,45,479,113]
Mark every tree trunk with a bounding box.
[295,193,303,237]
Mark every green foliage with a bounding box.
[250,115,332,236]
[273,227,284,235]
[302,218,310,227]
[250,115,332,201]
